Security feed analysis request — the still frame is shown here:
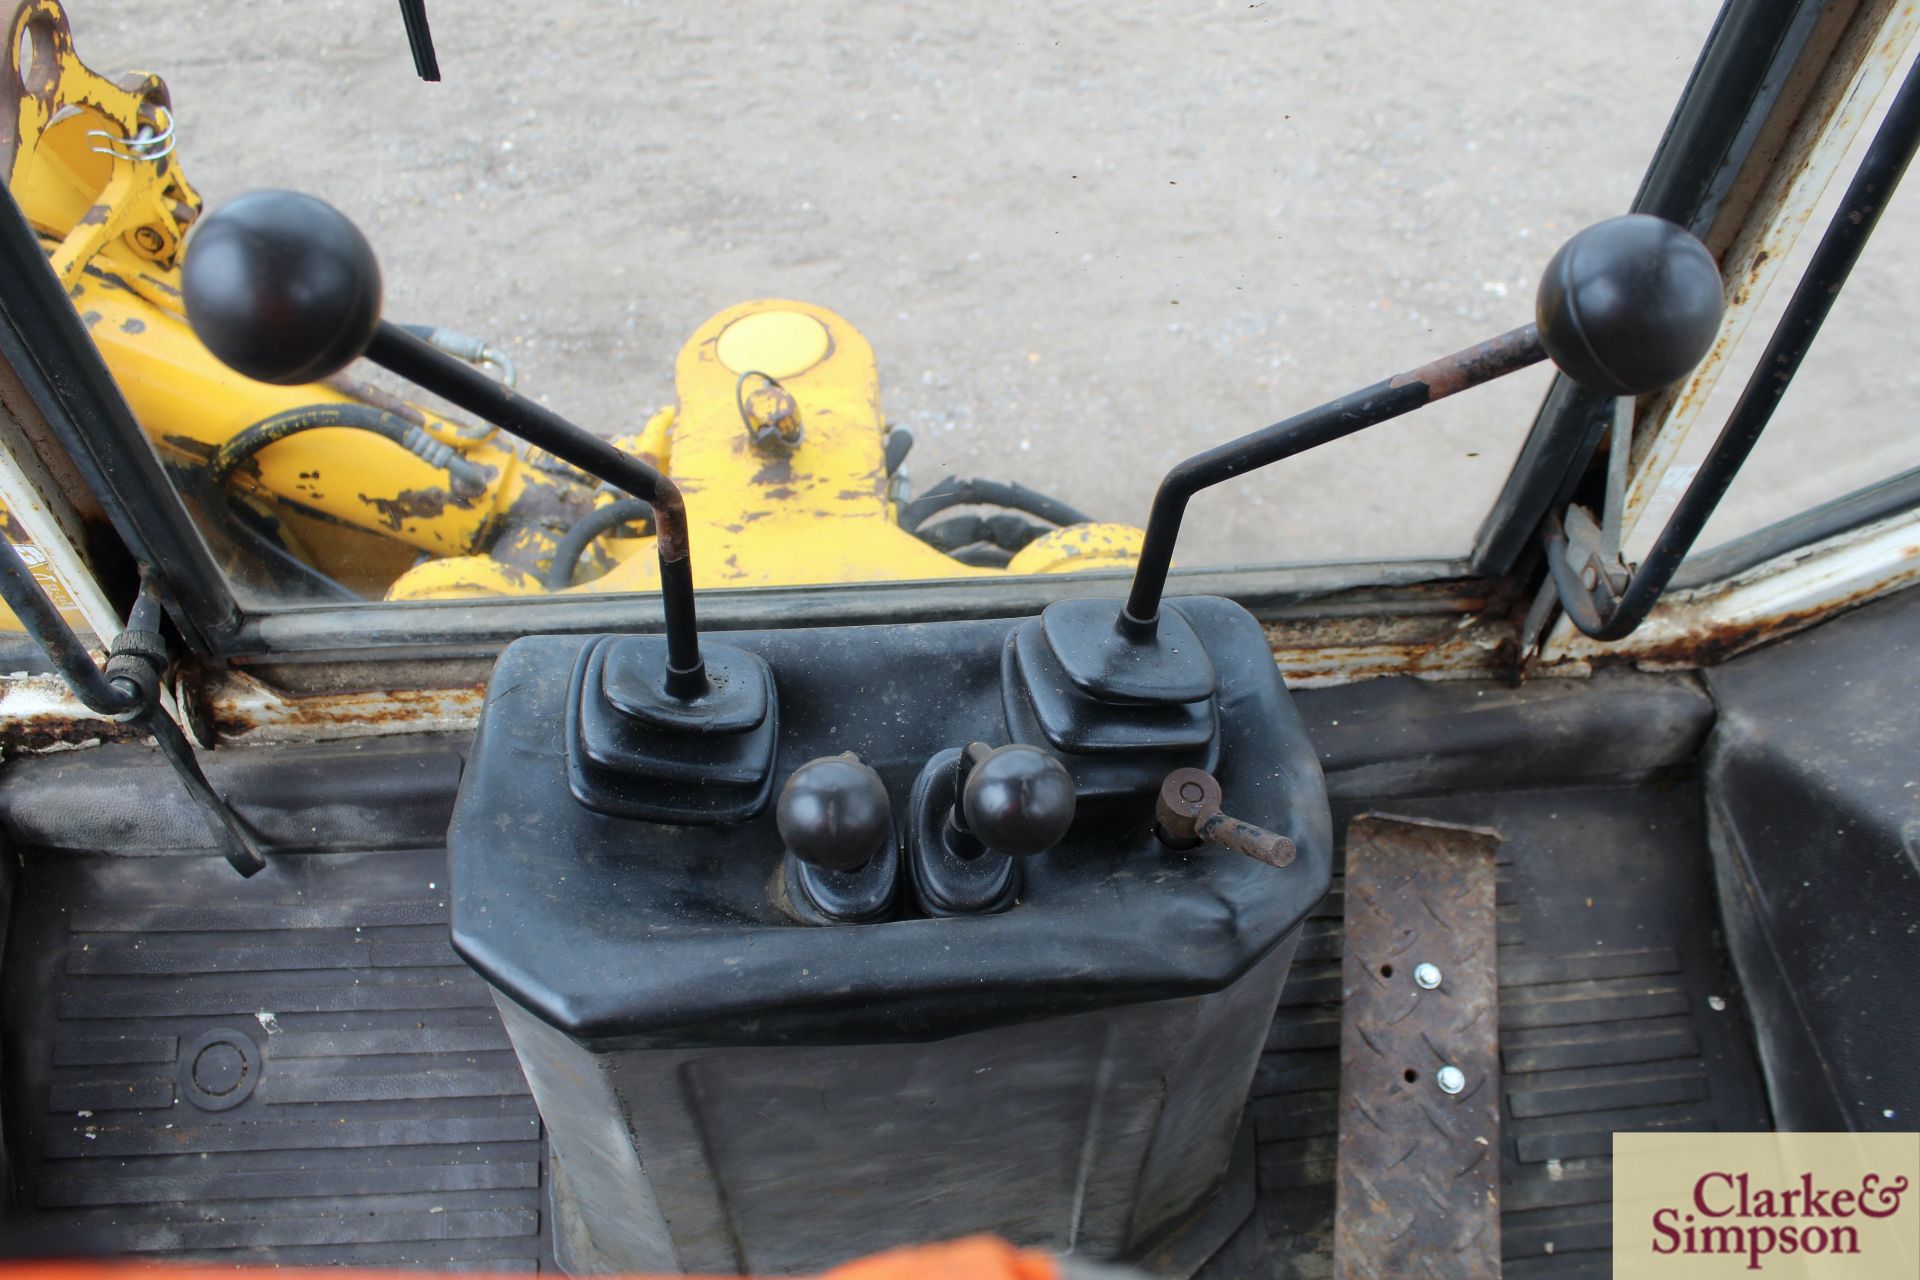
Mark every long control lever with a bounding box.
[1117,213,1724,639]
[180,190,709,698]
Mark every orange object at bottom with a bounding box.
[0,1237,1065,1280]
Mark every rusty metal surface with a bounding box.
[1539,507,1920,671]
[1154,767,1297,868]
[1623,1,1919,535]
[1334,814,1503,1280]
[1388,323,1544,401]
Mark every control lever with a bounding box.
[776,754,900,925]
[180,190,708,700]
[906,742,1076,915]
[1120,214,1724,634]
[956,741,1077,859]
[1001,215,1724,800]
[1155,768,1295,870]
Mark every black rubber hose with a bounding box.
[899,476,1092,533]
[917,512,1053,553]
[546,496,656,590]
[209,403,488,494]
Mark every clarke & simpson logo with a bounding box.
[1649,1169,1909,1269]
[1613,1133,1919,1278]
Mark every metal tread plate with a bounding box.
[1201,781,1772,1279]
[1333,815,1502,1278]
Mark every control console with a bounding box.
[180,191,1724,1274]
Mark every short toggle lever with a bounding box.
[1155,767,1295,869]
[906,742,1076,916]
[776,753,900,925]
[949,742,1077,860]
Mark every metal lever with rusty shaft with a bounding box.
[1121,214,1725,632]
[1155,767,1295,869]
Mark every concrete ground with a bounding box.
[70,1,1916,570]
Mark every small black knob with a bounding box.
[960,744,1076,858]
[1537,214,1724,397]
[182,189,383,386]
[776,754,892,872]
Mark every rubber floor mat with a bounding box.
[5,782,1767,1276]
[1,848,553,1269]
[1202,781,1772,1279]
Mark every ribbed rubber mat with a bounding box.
[7,786,1764,1274]
[1201,781,1771,1279]
[1,848,551,1269]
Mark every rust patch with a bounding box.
[1390,323,1544,399]
[0,715,147,753]
[650,486,691,562]
[503,470,594,530]
[1577,590,1882,670]
[359,487,450,532]
[207,682,488,742]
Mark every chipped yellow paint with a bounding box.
[12,10,1143,604]
[1007,523,1146,575]
[6,1,199,289]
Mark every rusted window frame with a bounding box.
[0,0,1913,704]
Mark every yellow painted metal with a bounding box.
[715,310,832,379]
[10,2,1143,605]
[1006,523,1146,575]
[400,299,1024,597]
[5,1,198,292]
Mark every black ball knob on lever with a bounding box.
[182,190,384,386]
[777,754,893,873]
[180,189,713,708]
[905,742,1077,916]
[1535,213,1725,397]
[957,742,1078,859]
[1118,213,1726,633]
[776,754,901,925]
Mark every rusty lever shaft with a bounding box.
[1155,768,1295,869]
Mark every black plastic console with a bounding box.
[447,596,1331,1273]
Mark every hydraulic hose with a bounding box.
[899,477,1093,535]
[546,497,656,590]
[209,403,489,495]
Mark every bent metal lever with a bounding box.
[180,190,708,696]
[1121,214,1725,633]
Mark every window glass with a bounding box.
[1638,37,1920,565]
[46,1,1717,606]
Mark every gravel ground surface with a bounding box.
[68,1,1916,570]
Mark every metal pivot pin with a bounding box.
[1154,768,1296,869]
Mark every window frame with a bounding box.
[1,0,1912,672]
